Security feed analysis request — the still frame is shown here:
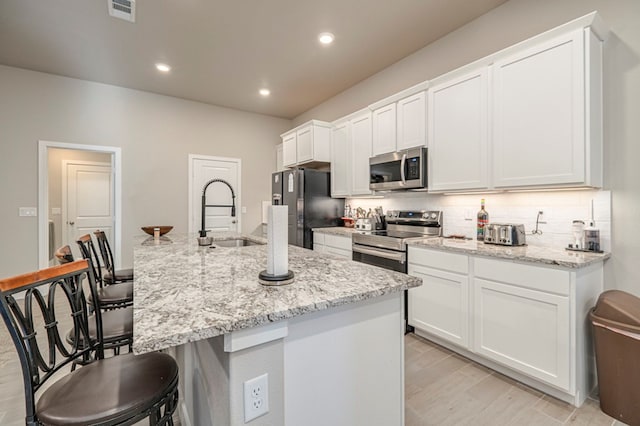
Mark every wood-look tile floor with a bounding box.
[405,333,625,426]
[0,311,628,425]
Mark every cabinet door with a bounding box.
[408,264,469,348]
[372,103,397,156]
[350,112,373,195]
[429,69,489,191]
[473,278,571,390]
[397,92,426,151]
[276,143,284,171]
[493,30,585,188]
[282,133,297,167]
[331,121,350,197]
[296,125,314,164]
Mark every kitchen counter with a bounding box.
[132,232,420,354]
[311,226,360,236]
[407,237,610,269]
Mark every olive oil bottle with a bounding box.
[477,199,489,241]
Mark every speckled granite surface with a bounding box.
[407,238,610,268]
[132,233,421,354]
[312,227,360,236]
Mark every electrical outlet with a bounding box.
[244,373,269,422]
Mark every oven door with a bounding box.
[351,244,407,273]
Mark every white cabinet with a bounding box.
[408,244,604,406]
[282,132,297,168]
[397,91,427,151]
[276,143,284,171]
[428,67,489,191]
[492,28,603,188]
[281,120,331,168]
[313,232,351,259]
[408,248,469,349]
[330,110,373,197]
[370,83,428,156]
[330,120,350,197]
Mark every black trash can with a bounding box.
[590,290,640,425]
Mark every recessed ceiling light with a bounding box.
[155,63,171,73]
[259,88,271,97]
[318,32,335,45]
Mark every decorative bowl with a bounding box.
[141,226,173,236]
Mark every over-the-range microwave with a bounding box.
[369,147,427,191]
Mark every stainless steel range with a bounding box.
[352,210,443,333]
[352,210,443,273]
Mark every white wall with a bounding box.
[295,0,640,295]
[0,65,290,276]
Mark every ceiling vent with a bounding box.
[108,0,136,23]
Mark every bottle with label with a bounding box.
[477,199,489,241]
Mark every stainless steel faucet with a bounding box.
[200,179,236,237]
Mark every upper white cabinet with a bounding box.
[276,143,284,171]
[281,120,331,168]
[492,28,602,188]
[370,82,428,156]
[330,110,373,197]
[428,67,489,191]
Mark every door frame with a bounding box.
[38,140,122,269]
[188,154,242,234]
[61,160,113,249]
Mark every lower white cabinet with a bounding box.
[313,232,352,259]
[407,246,604,406]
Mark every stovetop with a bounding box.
[352,210,443,251]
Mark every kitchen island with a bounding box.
[133,232,421,426]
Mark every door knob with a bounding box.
[68,221,75,225]
[232,220,237,224]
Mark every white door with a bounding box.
[190,156,241,234]
[62,161,114,259]
[372,103,397,156]
[350,111,373,196]
[396,91,426,151]
[330,120,350,197]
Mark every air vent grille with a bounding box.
[108,0,136,23]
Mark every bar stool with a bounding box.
[93,230,134,285]
[55,245,133,357]
[0,260,178,425]
[76,234,133,310]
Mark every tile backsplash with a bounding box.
[347,190,611,252]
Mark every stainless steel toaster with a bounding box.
[484,223,526,246]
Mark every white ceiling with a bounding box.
[0,0,508,119]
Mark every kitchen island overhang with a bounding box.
[133,232,421,426]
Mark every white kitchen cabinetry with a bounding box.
[370,82,428,156]
[281,120,331,168]
[330,110,373,197]
[428,67,489,191]
[313,232,351,259]
[492,27,603,188]
[276,143,284,171]
[408,245,604,406]
[408,249,469,349]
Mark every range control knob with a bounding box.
[431,212,437,219]
[422,212,430,219]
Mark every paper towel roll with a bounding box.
[267,205,288,276]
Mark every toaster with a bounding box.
[484,223,527,246]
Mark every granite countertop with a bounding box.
[312,226,360,236]
[132,232,421,354]
[407,237,610,269]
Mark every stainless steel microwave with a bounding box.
[369,147,427,190]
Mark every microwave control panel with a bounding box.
[407,157,421,179]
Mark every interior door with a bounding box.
[191,156,240,234]
[63,161,114,260]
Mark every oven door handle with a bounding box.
[400,153,407,185]
[352,245,406,263]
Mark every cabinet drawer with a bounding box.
[313,232,325,246]
[325,234,352,251]
[408,247,468,274]
[474,257,570,296]
[324,246,351,259]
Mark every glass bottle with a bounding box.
[477,199,489,241]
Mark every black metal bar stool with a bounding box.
[93,230,134,285]
[76,234,133,310]
[0,260,179,425]
[55,245,133,357]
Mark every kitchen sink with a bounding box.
[211,238,264,247]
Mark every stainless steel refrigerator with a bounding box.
[272,169,344,249]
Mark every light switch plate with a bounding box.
[19,207,37,217]
[51,207,61,215]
